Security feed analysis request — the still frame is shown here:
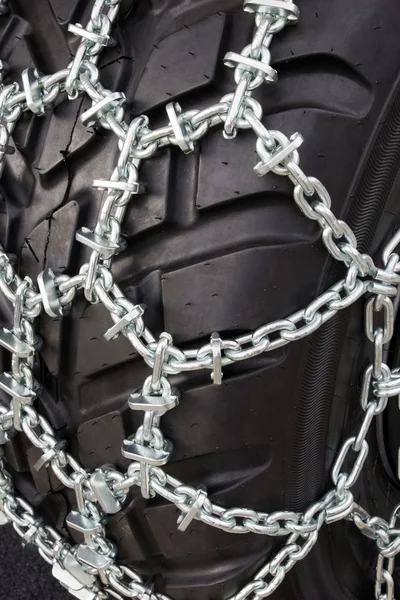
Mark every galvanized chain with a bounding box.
[121,333,179,500]
[65,0,121,100]
[1,0,400,599]
[375,504,400,600]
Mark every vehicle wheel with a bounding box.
[1,1,400,599]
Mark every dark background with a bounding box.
[0,525,69,599]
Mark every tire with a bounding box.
[1,1,400,599]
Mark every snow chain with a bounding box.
[0,1,399,599]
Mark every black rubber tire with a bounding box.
[1,1,400,599]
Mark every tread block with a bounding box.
[10,0,71,73]
[75,300,135,377]
[165,444,273,498]
[36,99,92,175]
[134,13,226,113]
[48,0,81,25]
[267,53,373,118]
[123,150,171,238]
[161,245,324,343]
[77,411,131,470]
[144,501,268,559]
[0,15,31,64]
[162,364,285,463]
[21,200,79,279]
[107,505,149,562]
[27,446,51,495]
[197,131,293,210]
[6,31,36,75]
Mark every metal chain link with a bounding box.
[375,504,400,600]
[1,1,400,599]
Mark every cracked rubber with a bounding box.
[1,1,400,599]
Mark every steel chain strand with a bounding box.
[65,0,122,99]
[0,0,114,169]
[0,242,86,314]
[1,0,400,599]
[69,17,379,380]
[0,452,111,598]
[374,504,400,600]
[0,268,394,596]
[0,0,396,540]
[1,400,336,600]
[11,397,161,599]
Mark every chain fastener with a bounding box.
[104,304,146,341]
[0,328,36,357]
[34,438,67,472]
[52,552,98,600]
[121,435,173,467]
[76,543,115,585]
[80,91,126,128]
[244,0,300,24]
[76,227,125,258]
[66,510,104,545]
[121,434,173,499]
[177,489,208,532]
[90,469,123,514]
[128,388,179,413]
[0,372,38,431]
[166,102,195,153]
[254,132,303,176]
[68,23,110,47]
[210,332,223,385]
[93,178,143,195]
[37,268,67,318]
[21,68,46,116]
[224,45,277,86]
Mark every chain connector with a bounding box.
[0,372,38,431]
[0,327,36,357]
[34,439,67,472]
[93,178,143,195]
[68,23,110,47]
[224,45,277,86]
[76,227,126,258]
[80,91,126,128]
[254,131,303,176]
[52,552,98,600]
[66,510,104,545]
[210,332,223,385]
[121,436,172,466]
[21,68,46,116]
[90,469,123,514]
[166,102,195,153]
[325,489,354,524]
[122,429,172,499]
[244,0,300,24]
[177,489,208,532]
[37,268,69,318]
[128,387,179,414]
[104,304,146,341]
[76,543,115,585]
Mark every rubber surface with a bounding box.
[0,525,70,599]
[1,1,400,599]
